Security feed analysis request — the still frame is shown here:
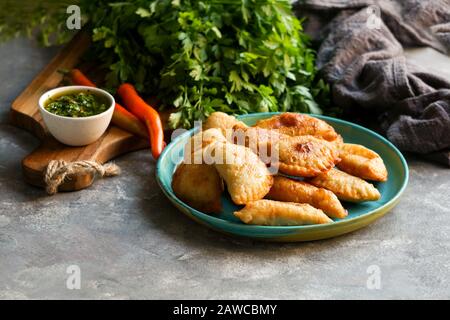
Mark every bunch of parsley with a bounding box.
[0,0,78,45]
[1,0,331,128]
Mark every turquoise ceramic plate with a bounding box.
[156,113,408,242]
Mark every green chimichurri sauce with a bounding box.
[44,91,108,117]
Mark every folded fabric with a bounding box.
[295,0,450,166]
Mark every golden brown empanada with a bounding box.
[337,143,388,182]
[255,113,338,142]
[202,112,247,136]
[308,168,381,202]
[234,199,333,226]
[267,176,347,219]
[172,162,223,213]
[205,141,273,205]
[274,135,340,177]
[333,133,344,148]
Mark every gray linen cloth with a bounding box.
[295,0,450,166]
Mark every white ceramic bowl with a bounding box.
[39,86,115,146]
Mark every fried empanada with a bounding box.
[274,135,340,177]
[203,112,247,136]
[205,141,273,205]
[234,199,333,226]
[172,162,223,213]
[255,113,338,142]
[308,168,381,202]
[333,133,344,148]
[267,176,347,219]
[337,143,388,182]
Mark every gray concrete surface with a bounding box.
[0,38,449,300]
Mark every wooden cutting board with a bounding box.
[10,32,148,192]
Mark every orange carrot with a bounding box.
[118,83,164,159]
[112,104,149,139]
[69,69,148,139]
[69,69,96,87]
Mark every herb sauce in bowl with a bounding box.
[44,91,108,118]
[38,86,115,146]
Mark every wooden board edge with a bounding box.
[22,131,149,190]
[10,31,91,138]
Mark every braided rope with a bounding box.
[44,160,121,195]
